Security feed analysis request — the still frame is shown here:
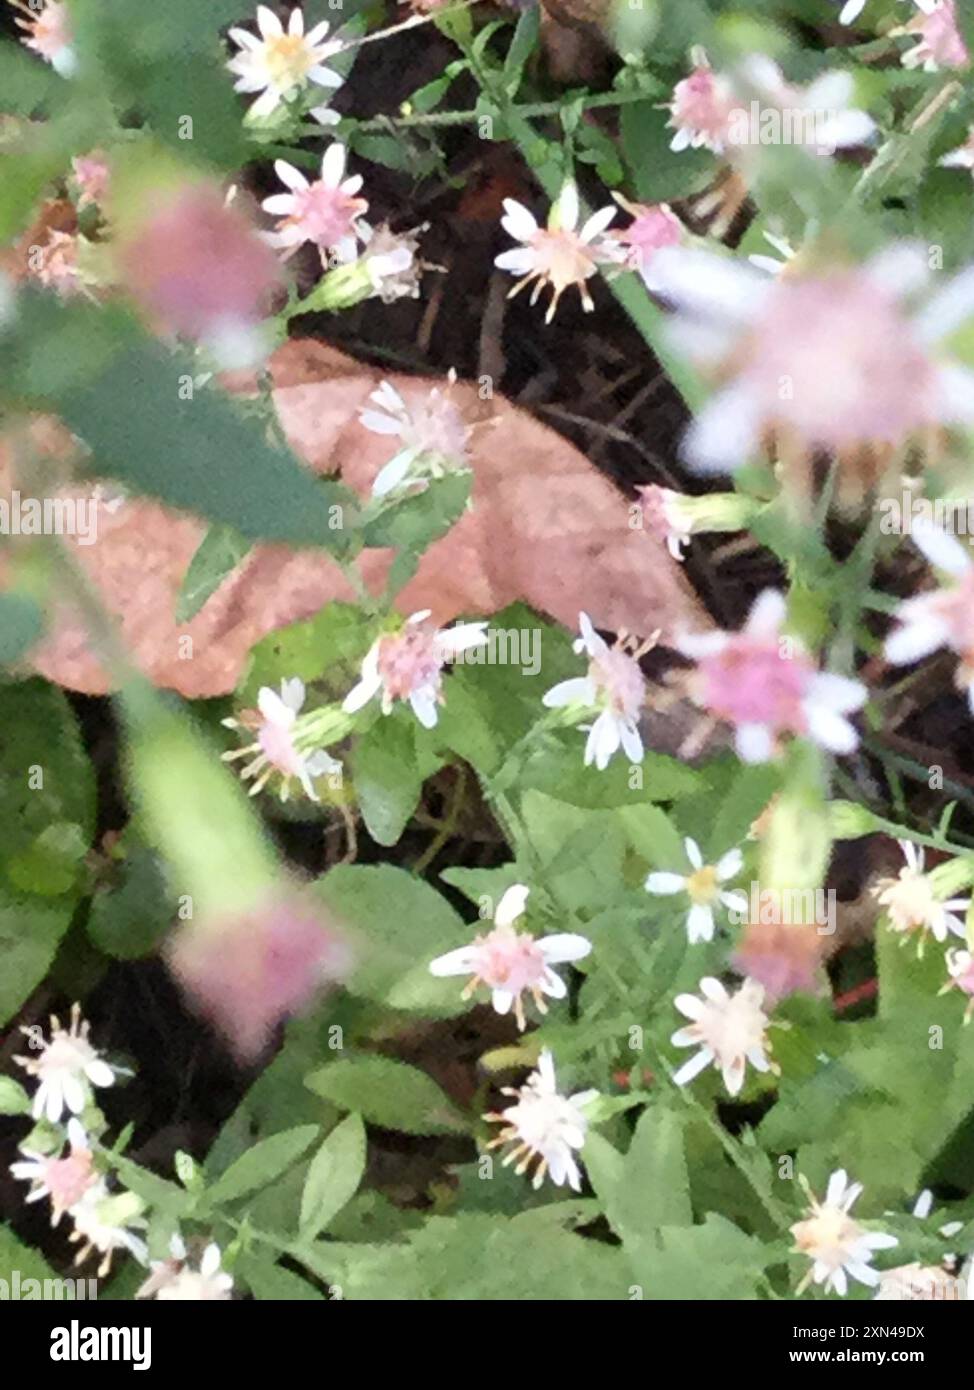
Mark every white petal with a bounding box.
[735,722,775,763]
[491,989,514,1016]
[409,690,439,729]
[910,515,973,576]
[580,205,617,242]
[825,1169,849,1207]
[258,686,294,727]
[495,883,530,928]
[652,246,770,326]
[804,701,859,755]
[681,381,763,474]
[807,672,867,714]
[539,933,592,964]
[746,589,786,638]
[500,199,538,242]
[619,720,644,764]
[321,142,348,188]
[686,902,715,943]
[429,946,478,977]
[915,266,974,347]
[342,671,382,714]
[85,1060,115,1089]
[884,615,951,665]
[495,247,537,274]
[372,453,415,498]
[256,5,284,37]
[672,1048,713,1086]
[554,181,580,233]
[684,837,703,869]
[542,676,594,708]
[673,992,706,1020]
[646,871,687,895]
[273,159,309,193]
[716,847,743,880]
[585,710,620,770]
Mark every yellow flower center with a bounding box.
[687,865,718,905]
[264,34,314,87]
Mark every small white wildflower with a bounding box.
[15,1004,118,1124]
[484,1049,597,1191]
[646,838,747,943]
[791,1169,898,1296]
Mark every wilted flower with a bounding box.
[14,0,75,77]
[873,839,970,951]
[222,678,342,802]
[896,0,968,72]
[678,589,867,763]
[495,181,617,323]
[651,243,974,488]
[118,183,282,365]
[262,145,368,264]
[10,1119,97,1225]
[791,1170,898,1296]
[342,610,489,729]
[167,889,353,1061]
[361,372,471,498]
[15,1004,118,1124]
[671,976,774,1095]
[542,611,649,770]
[227,5,343,119]
[942,948,974,1021]
[68,1183,148,1278]
[608,195,682,291]
[429,884,591,1031]
[484,1049,598,1191]
[667,52,737,154]
[884,519,974,710]
[635,484,695,560]
[137,1236,233,1301]
[646,838,747,943]
[71,153,110,211]
[358,221,426,302]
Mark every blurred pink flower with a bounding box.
[609,196,683,291]
[167,890,353,1061]
[119,184,282,362]
[667,55,737,154]
[898,0,968,71]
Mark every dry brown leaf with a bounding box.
[19,338,709,696]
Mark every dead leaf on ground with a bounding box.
[15,338,711,696]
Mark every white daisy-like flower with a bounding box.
[495,181,617,323]
[429,884,591,1031]
[68,1182,148,1278]
[671,976,774,1096]
[884,518,974,712]
[15,1004,118,1124]
[227,5,343,120]
[262,144,368,263]
[646,838,747,943]
[678,589,867,763]
[543,612,649,771]
[667,51,737,154]
[791,1169,899,1296]
[342,610,489,729]
[484,1049,598,1191]
[361,372,471,499]
[9,1119,97,1226]
[222,677,342,802]
[873,838,971,950]
[137,1235,233,1301]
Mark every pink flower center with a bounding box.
[286,182,365,249]
[743,272,936,450]
[697,636,813,732]
[258,720,303,778]
[670,67,735,145]
[377,627,443,701]
[590,647,646,719]
[45,1150,95,1211]
[474,927,547,994]
[528,229,598,295]
[616,206,682,270]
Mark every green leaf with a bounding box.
[315,864,471,1015]
[23,315,361,547]
[627,1214,767,1300]
[361,472,471,554]
[240,601,369,706]
[306,1056,468,1135]
[240,1258,325,1301]
[206,1125,320,1206]
[0,680,95,1025]
[621,100,714,202]
[0,1225,59,1289]
[0,594,44,665]
[299,1113,367,1239]
[352,719,429,847]
[86,843,175,960]
[176,525,252,624]
[503,7,540,92]
[0,1076,30,1116]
